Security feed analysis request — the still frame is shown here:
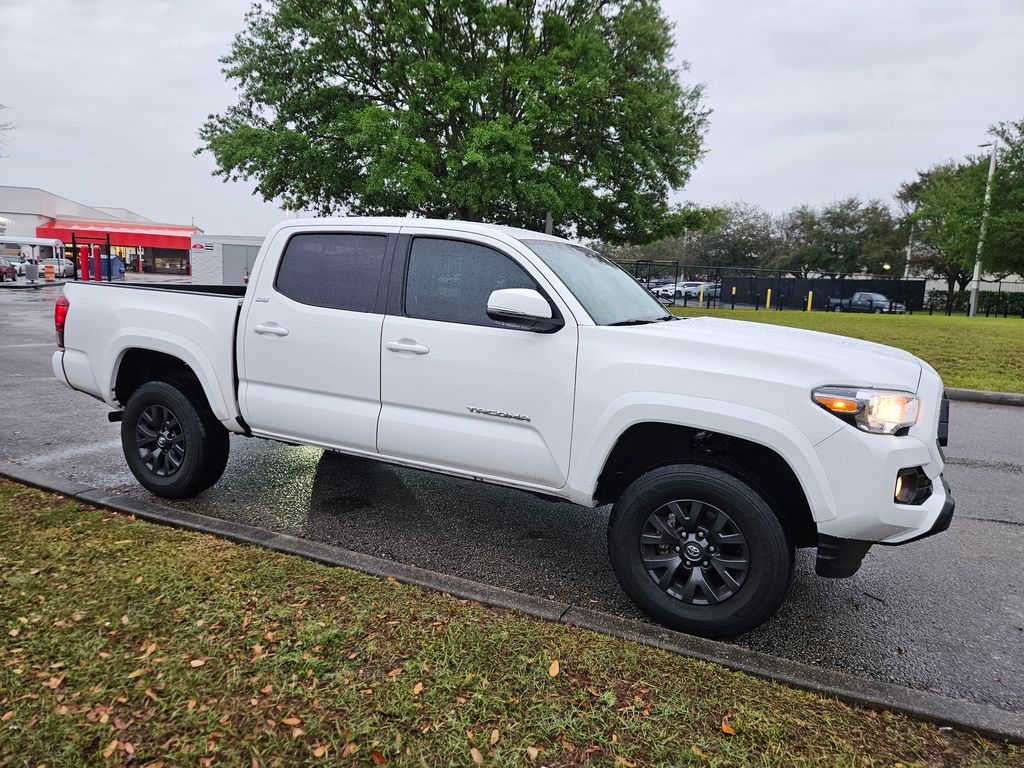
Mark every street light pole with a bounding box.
[969,140,998,317]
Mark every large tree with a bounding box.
[898,117,1024,301]
[768,198,903,277]
[198,0,709,243]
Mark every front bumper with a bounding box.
[816,475,955,578]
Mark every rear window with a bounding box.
[275,233,387,312]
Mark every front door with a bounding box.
[239,228,395,452]
[378,233,578,489]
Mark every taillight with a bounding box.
[55,293,69,348]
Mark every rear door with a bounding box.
[377,230,578,489]
[238,226,397,452]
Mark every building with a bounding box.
[190,234,265,285]
[0,186,197,274]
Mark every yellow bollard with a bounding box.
[766,288,772,311]
[698,286,704,305]
[44,264,56,282]
[806,290,813,312]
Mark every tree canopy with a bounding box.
[898,118,1024,293]
[198,0,709,243]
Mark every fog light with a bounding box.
[895,467,932,505]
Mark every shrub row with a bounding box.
[926,289,1024,316]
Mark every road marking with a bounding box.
[22,439,122,465]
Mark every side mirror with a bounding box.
[486,288,563,333]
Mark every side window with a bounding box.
[404,238,539,327]
[275,233,387,312]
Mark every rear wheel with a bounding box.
[608,464,792,638]
[121,380,229,498]
[832,304,843,312]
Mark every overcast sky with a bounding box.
[2,0,1022,235]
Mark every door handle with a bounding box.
[253,323,289,337]
[385,339,430,355]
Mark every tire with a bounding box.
[608,464,792,638]
[873,307,883,314]
[832,304,843,312]
[674,291,682,299]
[121,380,230,499]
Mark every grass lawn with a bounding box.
[668,307,1024,394]
[1,480,1018,767]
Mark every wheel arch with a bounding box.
[573,396,839,546]
[110,342,231,426]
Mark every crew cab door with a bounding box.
[377,231,578,489]
[238,226,397,452]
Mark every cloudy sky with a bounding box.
[2,0,1022,235]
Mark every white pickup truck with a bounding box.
[52,218,953,636]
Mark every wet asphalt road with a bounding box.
[2,285,1022,712]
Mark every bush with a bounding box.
[926,288,1024,315]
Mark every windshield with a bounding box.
[523,240,671,326]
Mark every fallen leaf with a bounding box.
[470,747,483,764]
[260,685,273,695]
[341,742,358,757]
[412,682,424,695]
[7,629,18,637]
[282,716,301,726]
[387,667,403,677]
[190,658,207,668]
[123,742,135,756]
[45,674,66,689]
[102,740,119,758]
[144,688,158,702]
[692,745,709,758]
[614,758,636,768]
[1,711,12,722]
[143,643,157,658]
[126,668,147,680]
[526,746,540,761]
[292,727,304,739]
[371,750,386,765]
[489,729,500,745]
[721,710,736,735]
[548,660,560,677]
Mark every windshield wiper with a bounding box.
[608,319,658,326]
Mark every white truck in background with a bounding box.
[52,218,954,637]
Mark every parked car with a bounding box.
[0,257,17,282]
[53,217,953,638]
[39,257,75,277]
[1,255,26,276]
[657,281,705,299]
[828,292,905,314]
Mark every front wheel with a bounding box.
[121,380,229,498]
[608,464,792,638]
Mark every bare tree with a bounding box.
[0,104,13,156]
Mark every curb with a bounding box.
[2,462,1022,744]
[945,387,1024,407]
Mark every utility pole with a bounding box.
[969,140,998,317]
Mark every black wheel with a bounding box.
[832,304,843,312]
[674,290,682,299]
[873,307,883,314]
[608,464,792,638]
[121,380,229,498]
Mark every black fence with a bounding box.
[618,259,928,313]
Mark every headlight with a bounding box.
[812,387,919,435]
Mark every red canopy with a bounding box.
[36,219,196,250]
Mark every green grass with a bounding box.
[1,481,1018,767]
[669,307,1024,394]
